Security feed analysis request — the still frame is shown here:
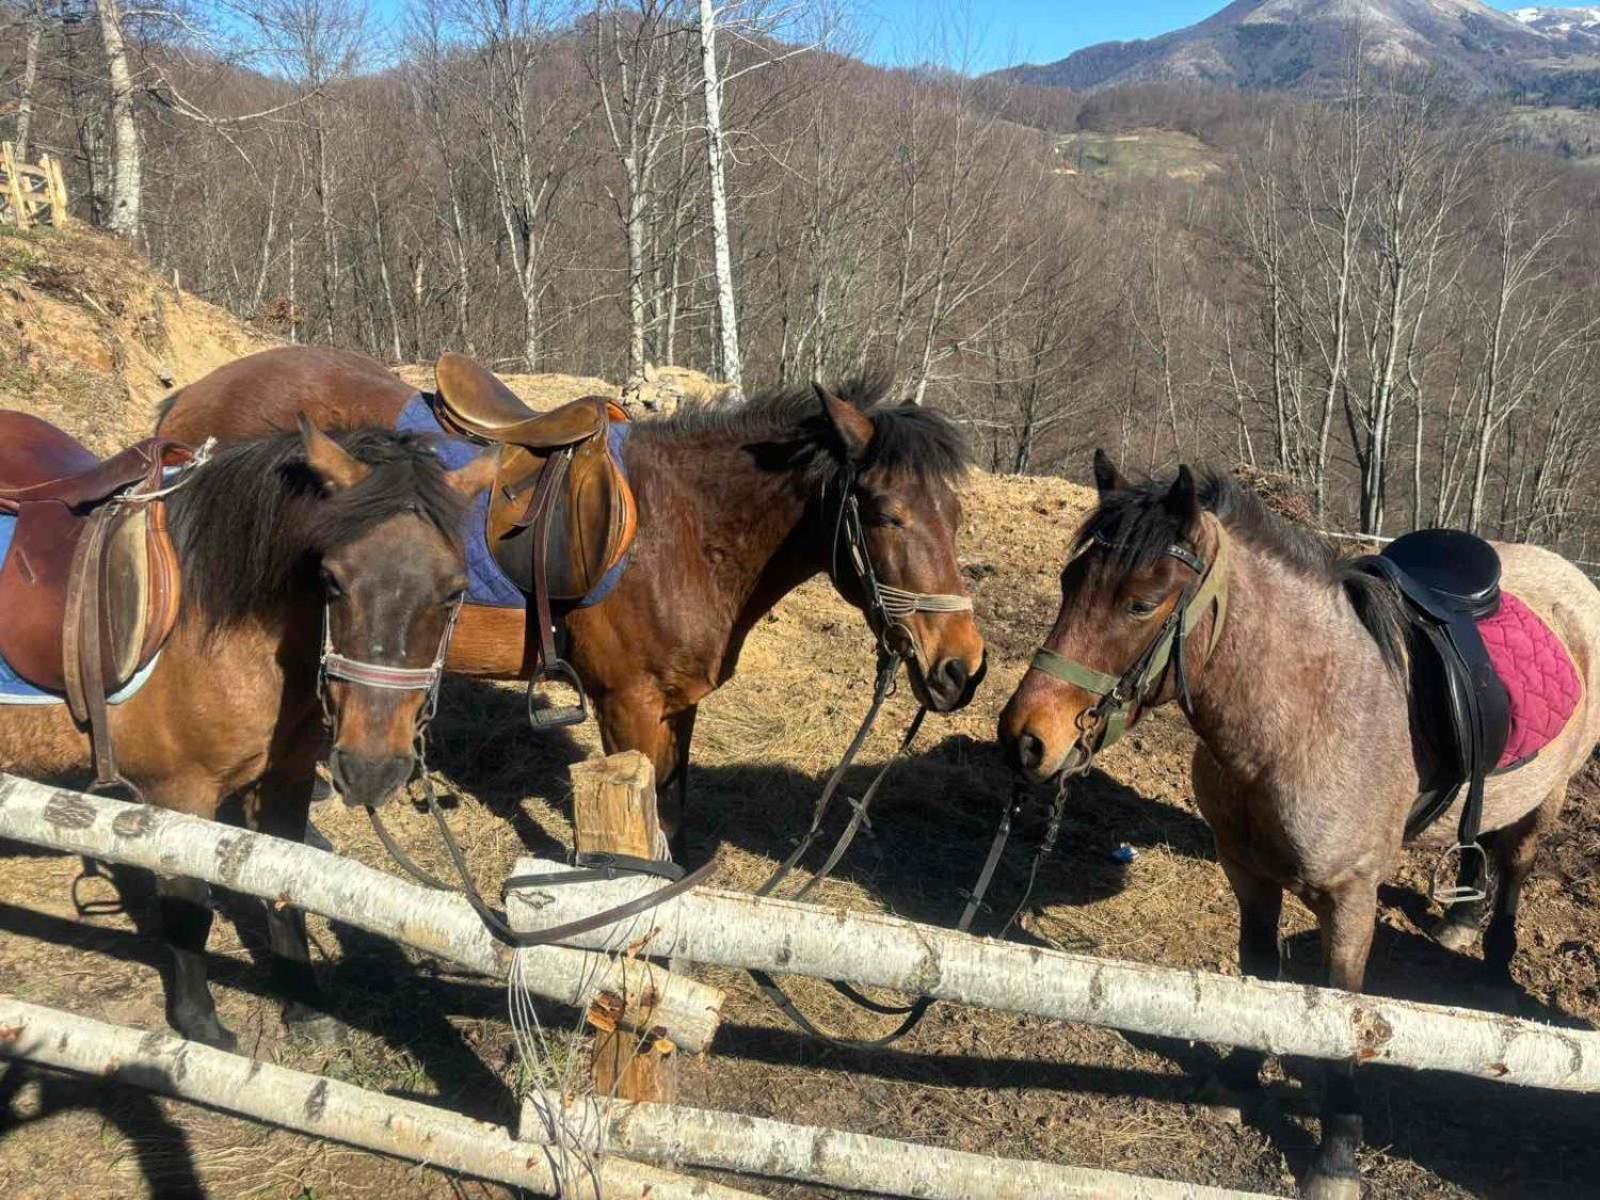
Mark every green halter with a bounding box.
[1030,521,1231,757]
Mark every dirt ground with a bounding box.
[4,227,1600,1199]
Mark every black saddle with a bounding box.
[1357,529,1511,856]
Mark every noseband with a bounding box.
[1030,521,1232,772]
[317,599,459,731]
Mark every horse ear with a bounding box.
[1165,465,1199,524]
[446,448,498,499]
[814,382,874,463]
[1092,449,1126,497]
[298,413,370,493]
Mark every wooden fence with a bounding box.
[0,143,69,229]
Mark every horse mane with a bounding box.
[166,429,467,631]
[633,374,969,485]
[1081,467,1409,674]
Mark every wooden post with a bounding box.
[45,154,68,225]
[569,750,678,1103]
[2,143,29,230]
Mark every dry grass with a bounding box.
[4,226,1600,1198]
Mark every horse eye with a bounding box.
[443,587,466,607]
[1127,599,1159,618]
[321,568,346,599]
[869,511,906,530]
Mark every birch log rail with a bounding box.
[520,1089,1272,1200]
[0,774,722,1053]
[0,998,756,1200]
[506,858,1600,1094]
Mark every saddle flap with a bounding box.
[484,409,637,603]
[0,413,187,699]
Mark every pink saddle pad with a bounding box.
[1479,593,1582,768]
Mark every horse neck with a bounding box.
[631,432,830,634]
[1188,534,1401,783]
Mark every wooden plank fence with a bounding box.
[0,142,69,229]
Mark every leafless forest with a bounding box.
[4,0,1598,553]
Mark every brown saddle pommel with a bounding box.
[0,412,192,776]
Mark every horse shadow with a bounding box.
[674,731,1215,933]
[6,866,520,1129]
[0,1059,206,1198]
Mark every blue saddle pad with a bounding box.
[0,512,160,706]
[395,394,632,610]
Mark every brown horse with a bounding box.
[0,421,493,1049]
[158,347,987,834]
[997,453,1600,1200]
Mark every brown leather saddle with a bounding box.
[0,410,192,785]
[430,353,637,729]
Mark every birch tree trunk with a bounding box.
[97,0,141,238]
[508,861,1600,1094]
[699,0,741,393]
[0,776,722,1053]
[522,1090,1266,1200]
[16,0,44,162]
[0,999,752,1200]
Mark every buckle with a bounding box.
[526,657,589,731]
[1430,842,1488,906]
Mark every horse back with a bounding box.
[158,346,414,444]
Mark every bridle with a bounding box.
[1029,519,1232,774]
[318,598,460,719]
[831,467,975,675]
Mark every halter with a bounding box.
[1030,519,1232,769]
[317,598,461,732]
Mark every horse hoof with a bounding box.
[180,1018,239,1053]
[1303,1171,1362,1200]
[1432,919,1479,953]
[284,1006,350,1045]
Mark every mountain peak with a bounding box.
[1001,0,1591,94]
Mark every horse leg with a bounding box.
[1432,851,1493,953]
[1479,787,1563,1006]
[250,768,348,1045]
[1210,855,1283,1095]
[156,873,235,1051]
[662,705,699,860]
[595,687,677,840]
[1305,880,1378,1200]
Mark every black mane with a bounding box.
[634,375,969,484]
[1082,467,1408,672]
[166,429,466,630]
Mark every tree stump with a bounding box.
[570,750,678,1102]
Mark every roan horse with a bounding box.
[158,347,987,835]
[0,420,493,1049]
[998,453,1600,1200]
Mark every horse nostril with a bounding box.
[937,657,969,694]
[1014,731,1045,772]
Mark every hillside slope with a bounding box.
[0,227,270,453]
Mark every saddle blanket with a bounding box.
[0,513,160,706]
[1481,592,1581,769]
[395,394,633,610]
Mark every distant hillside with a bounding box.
[1001,0,1600,95]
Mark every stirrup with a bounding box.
[1430,842,1488,906]
[526,657,589,731]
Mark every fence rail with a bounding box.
[0,142,68,229]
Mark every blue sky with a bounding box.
[860,0,1533,74]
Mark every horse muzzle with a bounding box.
[328,748,415,809]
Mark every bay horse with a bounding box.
[157,347,987,836]
[997,452,1600,1200]
[0,420,494,1050]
